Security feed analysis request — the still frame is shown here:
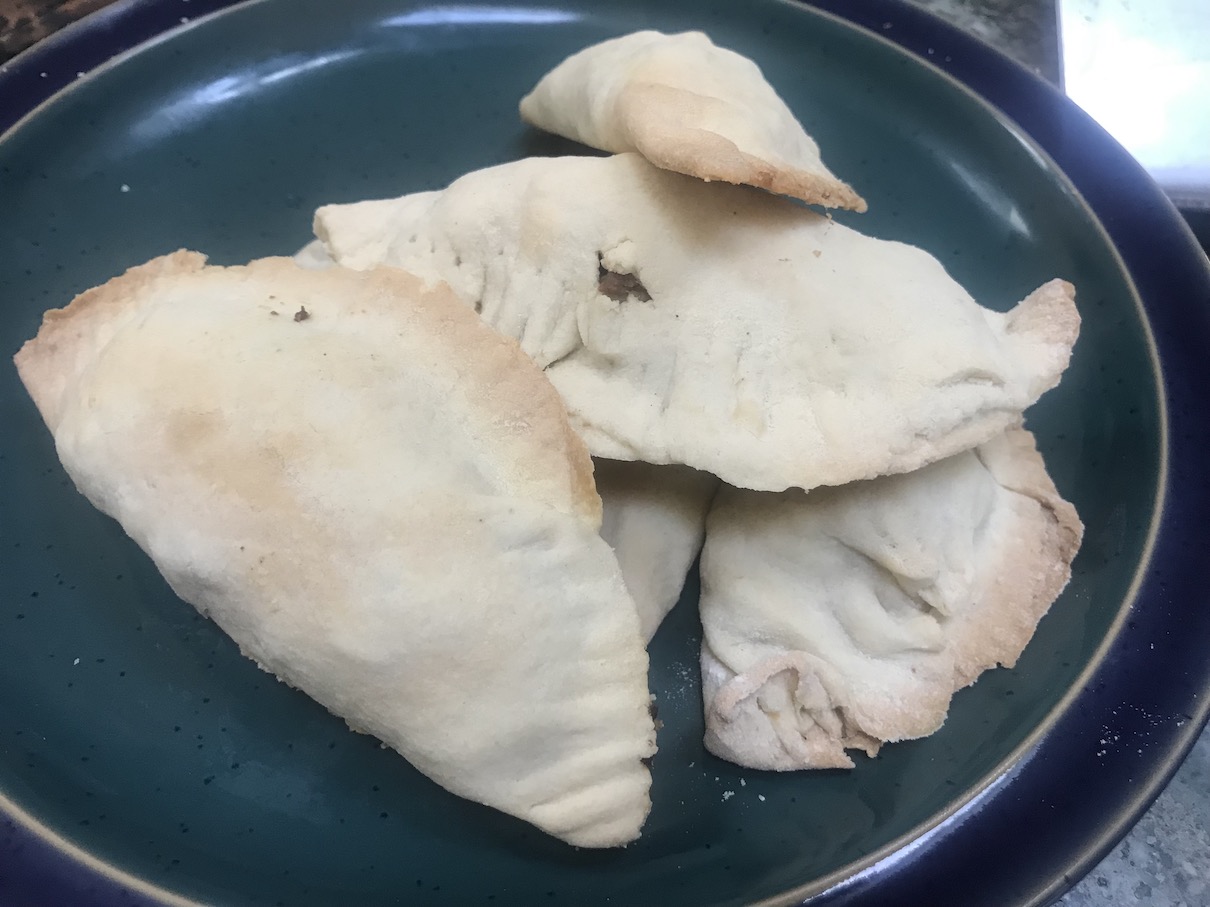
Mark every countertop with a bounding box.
[0,1,1207,905]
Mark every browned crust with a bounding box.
[1005,278,1082,400]
[699,426,1082,772]
[641,133,868,212]
[620,83,868,212]
[834,279,1080,489]
[14,252,602,524]
[948,425,1084,686]
[14,250,209,429]
[701,644,947,771]
[1006,278,1080,349]
[320,260,602,525]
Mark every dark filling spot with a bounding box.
[293,306,310,322]
[649,702,659,721]
[597,255,651,302]
[641,755,654,769]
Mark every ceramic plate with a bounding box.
[2,1,1209,905]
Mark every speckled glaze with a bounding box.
[0,1,1207,906]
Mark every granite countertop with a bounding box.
[911,0,1062,83]
[0,0,109,59]
[0,1,1207,905]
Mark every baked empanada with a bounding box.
[519,30,866,211]
[314,153,1079,493]
[699,426,1082,770]
[287,243,715,644]
[14,252,657,848]
[286,242,715,643]
[595,459,719,641]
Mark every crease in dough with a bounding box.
[519,30,867,211]
[699,426,1083,770]
[314,153,1080,493]
[14,252,657,848]
[287,245,716,647]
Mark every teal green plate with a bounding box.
[3,2,1207,906]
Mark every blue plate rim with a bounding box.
[2,2,1209,906]
[793,3,1210,906]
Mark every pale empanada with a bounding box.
[519,30,866,211]
[287,243,714,644]
[14,252,657,848]
[314,153,1079,493]
[595,459,719,641]
[699,426,1082,770]
[287,242,716,643]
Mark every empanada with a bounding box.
[286,243,715,644]
[519,30,866,211]
[287,242,715,643]
[314,153,1079,493]
[14,252,657,848]
[699,427,1082,770]
[595,459,719,641]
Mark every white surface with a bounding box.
[1060,0,1210,208]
